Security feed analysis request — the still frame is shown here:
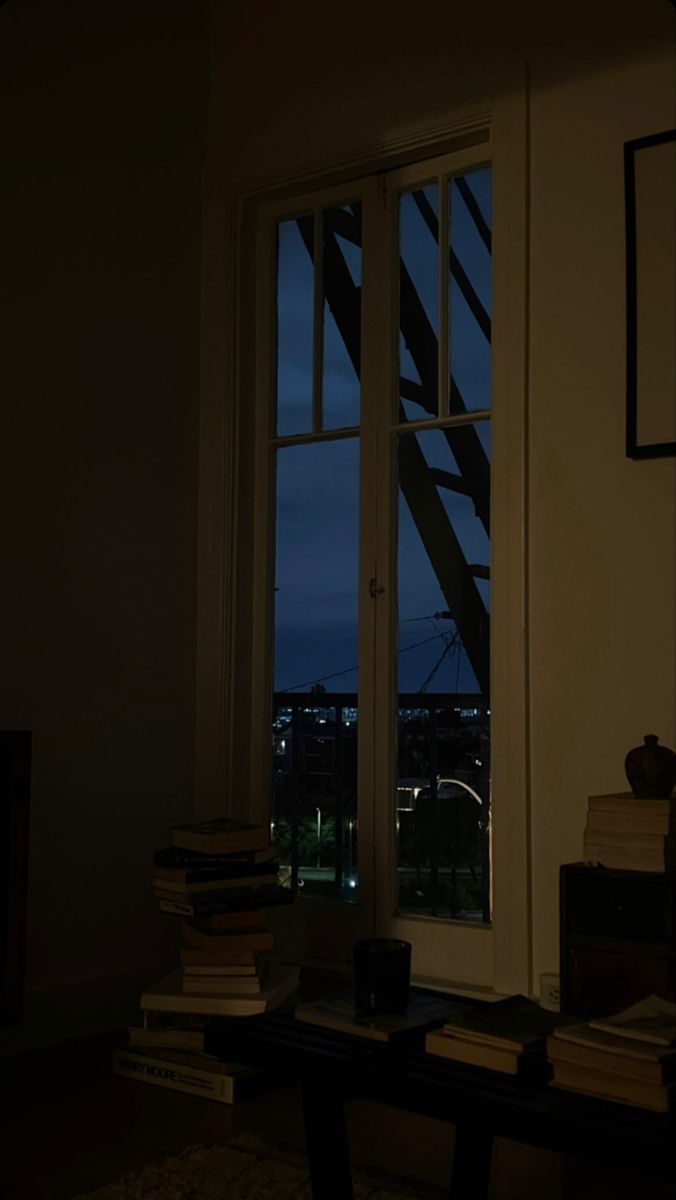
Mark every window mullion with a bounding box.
[312,207,323,434]
[438,174,450,419]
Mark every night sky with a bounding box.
[273,169,492,698]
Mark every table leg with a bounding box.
[300,1077,354,1200]
[449,1123,493,1200]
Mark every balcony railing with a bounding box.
[272,691,490,923]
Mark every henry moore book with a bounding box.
[113,1047,256,1104]
[169,818,269,856]
[141,962,300,1018]
[295,993,460,1043]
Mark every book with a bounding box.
[440,994,570,1052]
[181,926,273,955]
[182,968,266,995]
[112,1047,256,1104]
[155,886,291,918]
[129,1010,212,1052]
[127,1024,209,1053]
[587,995,676,1046]
[425,1030,527,1074]
[549,1061,672,1112]
[152,871,279,895]
[547,1026,676,1082]
[182,952,262,973]
[187,909,267,931]
[588,793,675,816]
[294,993,460,1043]
[154,845,277,869]
[582,831,674,849]
[582,844,676,872]
[153,861,279,886]
[140,962,300,1017]
[585,812,675,836]
[169,818,269,856]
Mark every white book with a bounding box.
[141,962,300,1017]
[112,1047,255,1103]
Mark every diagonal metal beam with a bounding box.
[296,215,489,692]
[411,188,491,344]
[455,175,492,254]
[399,261,490,535]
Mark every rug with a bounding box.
[71,1132,445,1200]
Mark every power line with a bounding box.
[279,634,444,693]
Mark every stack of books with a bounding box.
[583,793,676,872]
[425,994,570,1076]
[115,818,298,1102]
[548,994,676,1111]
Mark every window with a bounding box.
[234,116,529,991]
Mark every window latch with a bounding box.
[368,577,385,598]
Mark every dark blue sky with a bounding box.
[273,170,491,697]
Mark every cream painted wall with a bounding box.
[0,0,208,1048]
[198,0,675,990]
[528,45,676,983]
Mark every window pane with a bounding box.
[323,204,361,430]
[395,425,491,923]
[399,186,439,422]
[449,168,492,414]
[272,438,360,901]
[276,216,314,437]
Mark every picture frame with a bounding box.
[624,128,676,460]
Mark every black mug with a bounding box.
[353,938,412,1014]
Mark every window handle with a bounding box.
[368,577,385,598]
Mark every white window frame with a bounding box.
[195,91,530,996]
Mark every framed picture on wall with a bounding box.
[624,128,676,460]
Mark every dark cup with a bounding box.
[353,938,412,1014]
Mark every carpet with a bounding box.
[71,1132,445,1199]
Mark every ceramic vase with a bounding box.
[624,734,676,799]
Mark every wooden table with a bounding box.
[204,992,676,1200]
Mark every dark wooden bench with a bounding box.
[205,990,676,1199]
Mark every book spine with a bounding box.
[154,863,279,884]
[585,815,676,835]
[154,848,270,868]
[582,846,675,871]
[158,896,262,917]
[588,796,673,815]
[112,1049,234,1103]
[153,873,279,895]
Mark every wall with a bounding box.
[528,45,676,981]
[198,0,676,988]
[0,0,208,1048]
